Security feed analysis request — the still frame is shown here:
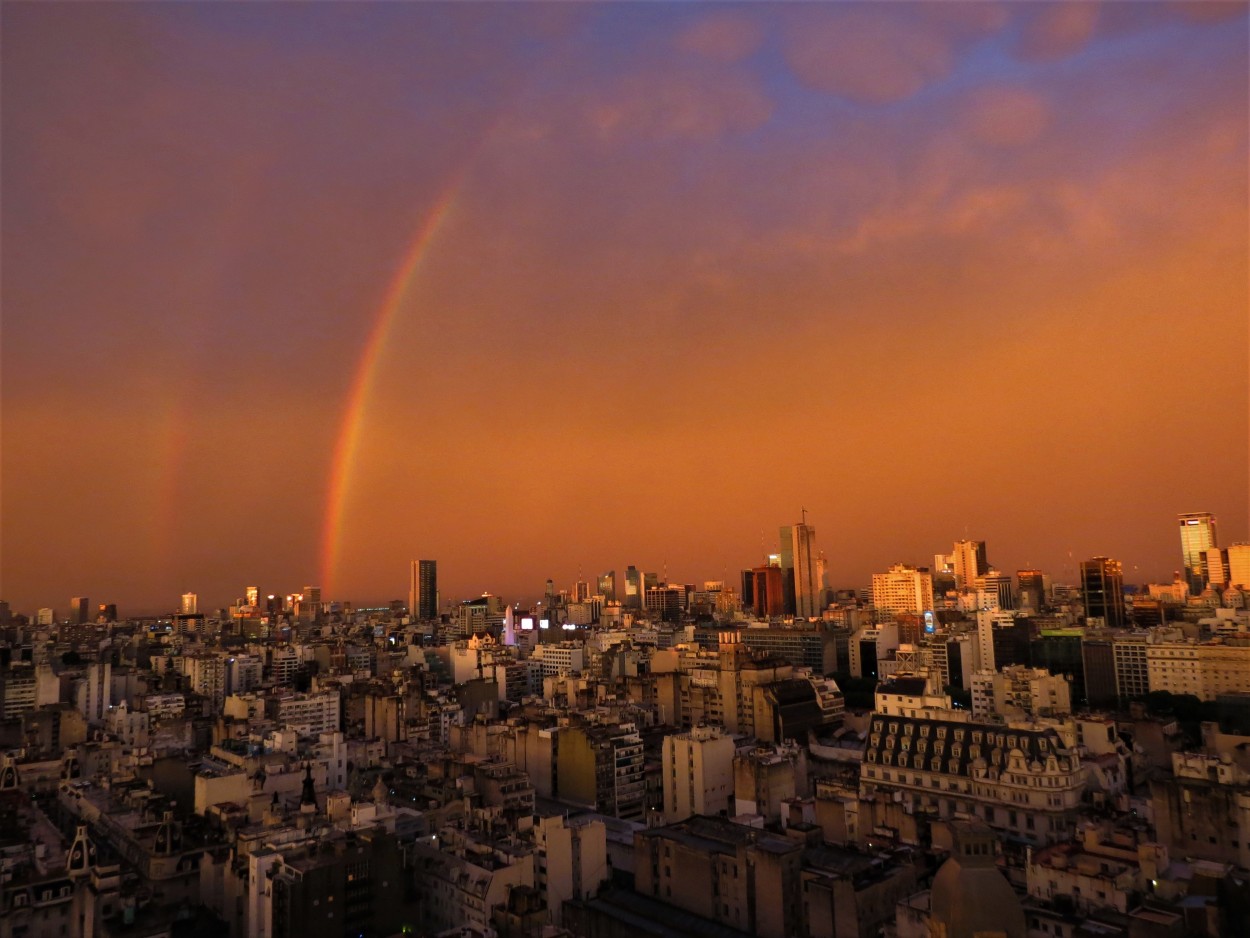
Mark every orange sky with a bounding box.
[2,2,1247,614]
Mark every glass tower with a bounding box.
[1178,512,1217,593]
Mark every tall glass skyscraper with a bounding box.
[781,521,820,619]
[409,559,438,620]
[1080,556,1125,628]
[1178,512,1217,593]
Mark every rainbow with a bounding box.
[318,182,464,593]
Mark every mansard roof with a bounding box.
[865,712,1074,778]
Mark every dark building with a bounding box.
[1017,570,1046,610]
[269,829,408,938]
[635,815,804,938]
[409,559,438,621]
[70,597,90,625]
[740,570,755,611]
[992,618,1033,671]
[1080,636,1118,709]
[1030,630,1086,706]
[1080,557,1125,628]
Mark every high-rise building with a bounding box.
[70,597,90,625]
[871,564,935,621]
[1178,512,1217,592]
[179,592,198,615]
[1229,544,1250,589]
[1080,557,1125,628]
[782,521,820,619]
[597,571,617,603]
[623,566,643,610]
[1017,570,1046,610]
[977,571,1015,611]
[750,565,786,617]
[1205,547,1231,587]
[408,560,438,620]
[952,540,988,591]
[244,585,259,607]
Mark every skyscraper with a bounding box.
[623,566,643,610]
[597,571,617,603]
[1229,544,1250,589]
[951,540,988,591]
[1016,569,1045,611]
[1080,557,1125,628]
[408,560,438,620]
[1205,547,1230,588]
[781,521,820,619]
[180,592,198,615]
[70,597,90,625]
[1178,512,1217,593]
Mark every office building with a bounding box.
[596,570,617,603]
[180,592,198,615]
[70,596,90,625]
[952,540,988,591]
[1080,557,1125,628]
[750,565,786,618]
[408,559,438,620]
[623,566,643,610]
[782,520,821,619]
[1017,569,1045,611]
[1205,547,1231,587]
[1230,544,1250,589]
[977,571,1014,610]
[1178,512,1217,592]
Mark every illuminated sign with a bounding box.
[539,619,550,629]
[521,617,534,631]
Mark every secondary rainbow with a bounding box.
[318,184,463,592]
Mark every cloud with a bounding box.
[1166,1,1249,24]
[675,12,764,64]
[584,67,773,141]
[961,87,1052,147]
[1015,2,1100,61]
[783,8,955,103]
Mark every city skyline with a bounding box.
[3,3,1247,613]
[6,508,1246,617]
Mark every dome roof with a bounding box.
[929,823,1026,938]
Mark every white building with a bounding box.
[266,690,341,735]
[530,641,586,677]
[662,724,735,822]
[1146,636,1250,701]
